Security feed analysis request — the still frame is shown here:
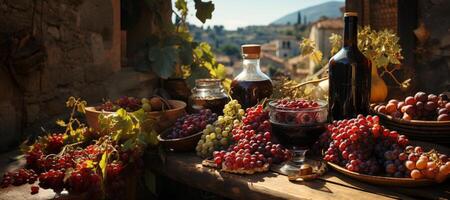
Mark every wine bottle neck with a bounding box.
[343,16,358,47]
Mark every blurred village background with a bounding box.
[183,1,345,82]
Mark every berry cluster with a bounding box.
[44,133,65,153]
[1,169,37,188]
[38,169,64,192]
[317,115,450,181]
[196,100,245,158]
[403,146,450,182]
[168,109,218,139]
[269,99,327,126]
[66,167,101,194]
[213,105,291,173]
[271,99,320,110]
[96,96,142,112]
[374,92,450,121]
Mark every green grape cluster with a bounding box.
[196,100,244,158]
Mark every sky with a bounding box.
[176,0,344,30]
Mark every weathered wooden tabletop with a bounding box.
[1,150,449,200]
[146,152,450,200]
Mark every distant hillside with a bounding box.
[271,1,344,25]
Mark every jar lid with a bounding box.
[242,44,261,59]
[195,78,222,87]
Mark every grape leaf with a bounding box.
[310,50,323,65]
[194,0,215,23]
[175,0,188,17]
[66,96,76,107]
[99,152,108,179]
[56,119,67,127]
[148,46,178,79]
[211,63,226,79]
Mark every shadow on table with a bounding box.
[289,178,332,193]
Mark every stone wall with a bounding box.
[416,0,450,93]
[0,0,157,152]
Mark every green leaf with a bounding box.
[56,119,67,127]
[175,0,188,17]
[194,0,215,23]
[99,152,108,179]
[210,63,226,79]
[148,46,178,78]
[122,138,135,151]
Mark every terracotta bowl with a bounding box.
[85,100,187,133]
[157,128,202,152]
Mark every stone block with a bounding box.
[42,97,67,117]
[0,102,21,152]
[46,44,63,67]
[90,33,105,65]
[84,63,112,83]
[40,67,57,93]
[81,83,107,104]
[105,68,157,99]
[26,104,40,124]
[8,0,32,11]
[48,26,61,40]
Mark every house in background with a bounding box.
[261,42,277,57]
[263,36,300,59]
[309,18,344,60]
[308,18,344,73]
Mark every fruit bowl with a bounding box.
[327,141,450,187]
[370,92,450,145]
[371,108,450,145]
[85,100,187,132]
[157,128,203,152]
[268,99,328,147]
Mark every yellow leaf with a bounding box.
[84,160,95,169]
[56,119,67,127]
[310,50,323,65]
[99,152,108,179]
[66,96,76,107]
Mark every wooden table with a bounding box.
[1,150,449,200]
[146,152,450,200]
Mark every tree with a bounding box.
[296,11,302,25]
[219,44,240,57]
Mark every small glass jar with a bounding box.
[189,79,230,114]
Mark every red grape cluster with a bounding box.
[272,99,320,110]
[66,167,101,194]
[1,169,37,188]
[95,96,142,112]
[45,133,65,153]
[374,92,450,121]
[25,144,44,169]
[168,109,218,139]
[318,114,450,181]
[321,115,410,175]
[106,162,123,181]
[213,105,291,172]
[38,169,65,192]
